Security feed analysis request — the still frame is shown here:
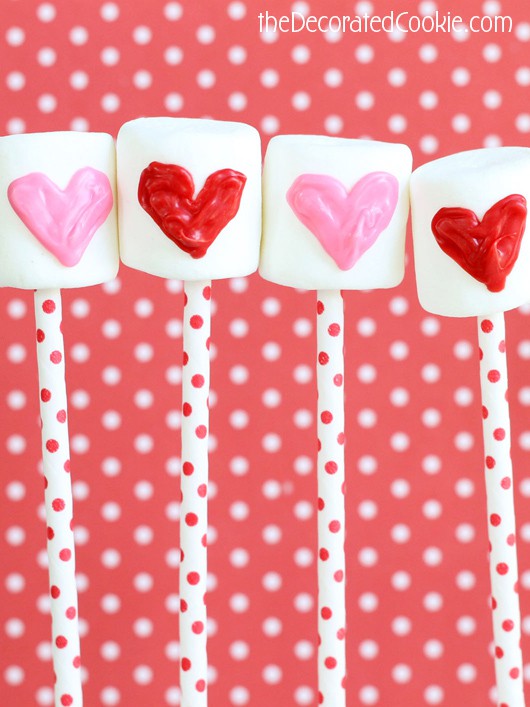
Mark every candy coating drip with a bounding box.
[287,171,399,270]
[138,162,247,259]
[431,194,527,292]
[7,167,113,267]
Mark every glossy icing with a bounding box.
[138,162,247,259]
[7,167,113,267]
[286,172,399,271]
[431,194,527,293]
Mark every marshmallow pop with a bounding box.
[260,135,412,706]
[117,117,262,707]
[411,147,530,707]
[0,131,119,707]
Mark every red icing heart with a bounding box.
[431,194,527,292]
[138,162,247,259]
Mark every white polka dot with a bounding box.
[262,664,282,684]
[37,3,56,22]
[6,435,26,455]
[359,592,378,612]
[456,570,476,591]
[164,46,183,65]
[230,501,249,521]
[423,592,443,612]
[230,456,249,476]
[392,616,411,636]
[388,114,407,133]
[228,45,247,64]
[452,113,471,133]
[387,67,407,86]
[358,455,377,475]
[391,571,411,591]
[389,387,409,407]
[391,523,411,542]
[423,547,443,566]
[133,70,152,89]
[260,68,279,87]
[133,25,152,44]
[454,431,474,451]
[420,135,439,154]
[359,639,379,659]
[197,69,216,88]
[419,90,438,110]
[419,44,438,62]
[516,66,530,86]
[228,1,246,19]
[294,456,312,475]
[424,639,444,658]
[262,432,281,452]
[455,478,474,498]
[324,68,343,87]
[483,43,502,62]
[197,24,215,43]
[357,317,376,336]
[6,118,26,134]
[6,27,25,46]
[359,685,379,704]
[292,91,311,110]
[101,93,120,112]
[516,114,530,133]
[6,390,26,410]
[356,91,374,110]
[101,502,121,522]
[4,665,24,685]
[357,364,377,383]
[164,1,183,20]
[37,93,57,113]
[390,432,410,452]
[424,685,444,704]
[6,71,25,91]
[69,26,89,45]
[294,501,313,520]
[392,664,412,683]
[230,686,250,705]
[356,44,374,63]
[358,500,378,520]
[261,115,280,135]
[389,341,409,360]
[390,479,410,498]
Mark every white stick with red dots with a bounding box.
[477,313,524,707]
[35,289,82,707]
[179,280,211,707]
[316,290,346,706]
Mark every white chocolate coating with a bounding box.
[411,147,530,317]
[259,135,412,290]
[117,117,262,280]
[0,132,118,290]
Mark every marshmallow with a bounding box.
[259,135,412,290]
[0,132,118,290]
[411,147,530,317]
[117,117,262,281]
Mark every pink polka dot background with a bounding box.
[2,0,530,704]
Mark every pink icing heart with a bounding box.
[8,167,114,267]
[287,171,399,270]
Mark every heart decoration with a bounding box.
[7,167,114,267]
[286,171,399,271]
[138,162,247,259]
[431,194,527,292]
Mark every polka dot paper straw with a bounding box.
[316,290,346,706]
[34,289,82,707]
[180,280,211,707]
[477,313,524,707]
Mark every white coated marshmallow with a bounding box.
[0,132,118,290]
[259,135,412,290]
[411,147,530,317]
[117,117,262,281]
